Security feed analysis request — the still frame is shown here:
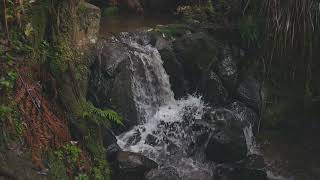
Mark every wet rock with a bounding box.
[236,76,262,112]
[106,143,121,161]
[114,151,158,180]
[173,32,219,93]
[88,41,139,129]
[206,108,243,131]
[216,45,238,90]
[229,101,259,129]
[205,129,248,163]
[160,47,188,98]
[145,167,181,180]
[236,154,266,170]
[145,134,159,146]
[102,128,121,160]
[201,71,229,106]
[214,165,268,180]
[126,130,142,146]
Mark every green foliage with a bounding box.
[81,101,123,126]
[49,39,75,75]
[0,71,17,91]
[75,173,89,180]
[102,7,119,17]
[0,105,12,121]
[46,151,68,180]
[56,144,82,164]
[85,137,111,180]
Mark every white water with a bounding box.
[115,32,213,179]
[116,32,174,122]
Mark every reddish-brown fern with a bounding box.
[15,67,71,168]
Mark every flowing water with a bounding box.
[111,32,215,179]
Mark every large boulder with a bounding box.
[172,32,219,93]
[216,45,238,90]
[159,47,188,98]
[114,151,158,180]
[205,129,248,163]
[75,2,101,47]
[228,101,259,129]
[88,40,140,129]
[236,76,262,112]
[102,128,121,160]
[201,71,229,106]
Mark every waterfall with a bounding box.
[114,32,175,122]
[115,32,213,179]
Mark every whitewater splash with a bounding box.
[113,32,214,178]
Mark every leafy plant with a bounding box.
[0,71,17,91]
[75,173,89,180]
[82,101,123,126]
[0,105,12,121]
[62,144,82,164]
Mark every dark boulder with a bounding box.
[216,45,238,90]
[114,151,158,180]
[102,128,121,160]
[206,108,243,132]
[172,32,219,93]
[160,47,188,98]
[214,165,268,180]
[145,167,181,180]
[205,129,248,163]
[201,71,229,106]
[88,40,139,129]
[236,76,262,112]
[228,101,259,129]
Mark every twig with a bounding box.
[16,70,42,115]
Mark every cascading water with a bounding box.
[114,32,214,179]
[112,32,175,122]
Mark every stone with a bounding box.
[88,40,139,129]
[160,47,188,98]
[236,76,262,112]
[205,129,248,163]
[114,151,158,180]
[75,2,101,47]
[228,101,259,129]
[102,128,121,160]
[201,71,229,106]
[216,45,238,90]
[172,32,219,93]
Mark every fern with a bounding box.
[81,101,123,126]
